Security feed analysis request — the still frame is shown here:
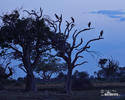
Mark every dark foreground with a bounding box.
[0,89,125,100]
[1,82,125,100]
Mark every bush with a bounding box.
[72,78,93,90]
[72,70,93,90]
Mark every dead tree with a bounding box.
[45,14,104,94]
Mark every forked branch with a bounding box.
[24,8,43,19]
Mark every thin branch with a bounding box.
[8,45,23,57]
[71,28,93,51]
[20,67,27,73]
[5,62,11,71]
[39,8,43,18]
[74,38,83,48]
[86,50,101,58]
[56,53,69,63]
[58,14,62,33]
[70,29,77,51]
[74,28,94,39]
[72,55,84,66]
[72,29,77,39]
[23,10,37,16]
[75,37,104,58]
[44,18,57,32]
[23,8,43,19]
[65,23,75,40]
[64,21,70,36]
[74,61,88,68]
[84,37,103,48]
[4,67,13,79]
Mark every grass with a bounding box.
[0,89,101,100]
[0,82,125,100]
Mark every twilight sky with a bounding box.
[0,0,125,78]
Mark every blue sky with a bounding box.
[0,0,125,78]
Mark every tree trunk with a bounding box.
[66,68,72,95]
[25,69,36,91]
[22,46,37,92]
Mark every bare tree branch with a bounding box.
[5,67,13,78]
[44,18,57,32]
[58,14,62,33]
[72,55,84,66]
[74,61,88,68]
[74,38,83,48]
[74,28,94,39]
[5,62,11,71]
[64,21,70,36]
[23,8,43,19]
[71,28,93,51]
[65,23,75,40]
[8,45,22,57]
[39,8,43,18]
[20,67,27,73]
[84,37,104,49]
[75,37,104,58]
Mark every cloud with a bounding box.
[120,17,125,21]
[91,10,125,21]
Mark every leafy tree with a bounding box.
[35,54,67,80]
[95,58,119,80]
[72,70,92,90]
[117,67,125,82]
[0,9,53,91]
[56,72,67,80]
[45,14,104,94]
[73,70,89,79]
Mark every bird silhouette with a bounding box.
[55,14,59,19]
[71,17,75,23]
[60,14,62,21]
[99,30,103,38]
[88,22,91,28]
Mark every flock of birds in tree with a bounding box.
[54,14,103,39]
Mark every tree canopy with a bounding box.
[35,54,67,80]
[0,9,54,91]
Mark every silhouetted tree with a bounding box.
[72,70,92,90]
[0,9,53,91]
[96,58,119,80]
[117,67,125,82]
[45,14,104,94]
[56,72,67,80]
[35,54,67,80]
[73,70,89,79]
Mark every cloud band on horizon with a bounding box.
[90,10,125,21]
